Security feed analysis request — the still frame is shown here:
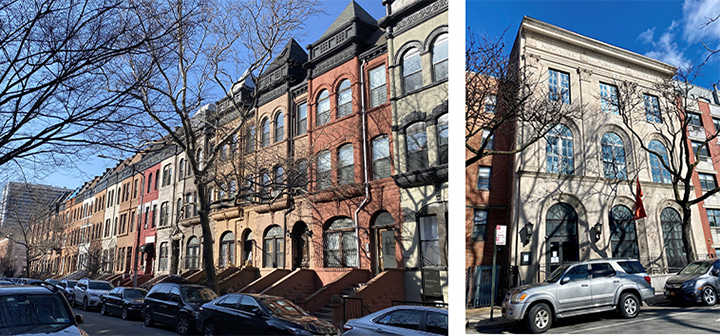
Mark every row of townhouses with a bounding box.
[25,0,448,319]
[467,17,720,307]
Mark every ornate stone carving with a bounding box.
[393,0,447,36]
[257,84,288,107]
[311,46,356,78]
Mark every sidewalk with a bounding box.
[465,294,672,330]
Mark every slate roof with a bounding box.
[318,1,378,41]
[264,39,308,74]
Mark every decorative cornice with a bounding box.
[257,83,289,107]
[310,46,357,79]
[389,0,447,36]
[392,165,448,188]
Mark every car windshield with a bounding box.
[89,282,112,290]
[0,294,72,328]
[679,261,714,275]
[180,287,217,303]
[66,281,77,287]
[258,297,309,317]
[545,265,571,283]
[124,289,147,299]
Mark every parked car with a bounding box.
[502,259,654,333]
[0,280,14,285]
[45,279,60,286]
[664,258,720,305]
[142,283,218,335]
[100,287,148,320]
[57,280,78,299]
[0,283,86,335]
[342,305,447,336]
[18,278,46,286]
[196,293,339,336]
[72,278,114,311]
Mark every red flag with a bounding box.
[633,177,647,220]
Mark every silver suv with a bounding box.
[72,278,114,311]
[502,259,654,333]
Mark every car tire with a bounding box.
[525,303,552,334]
[122,305,129,320]
[618,293,640,318]
[204,320,216,336]
[702,286,717,306]
[176,315,191,335]
[101,303,108,316]
[143,309,155,327]
[82,297,89,311]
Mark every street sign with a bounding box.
[496,225,507,246]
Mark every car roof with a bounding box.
[0,285,56,295]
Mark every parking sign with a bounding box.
[496,225,506,246]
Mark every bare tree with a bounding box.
[466,31,584,167]
[124,0,322,292]
[612,65,720,264]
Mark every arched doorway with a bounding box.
[546,203,579,272]
[264,225,284,268]
[242,230,254,266]
[291,222,310,269]
[609,205,639,259]
[661,208,687,270]
[371,211,396,275]
[219,231,235,268]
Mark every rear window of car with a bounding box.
[617,261,646,274]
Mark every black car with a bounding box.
[196,293,339,336]
[0,284,86,336]
[143,283,218,335]
[100,287,148,320]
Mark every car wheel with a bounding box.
[525,303,552,333]
[703,286,717,306]
[101,303,108,316]
[204,321,216,336]
[176,315,191,335]
[618,293,640,318]
[122,305,129,320]
[82,298,89,311]
[143,309,155,327]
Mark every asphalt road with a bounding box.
[471,304,720,334]
[71,306,178,336]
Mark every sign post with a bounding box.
[490,225,506,320]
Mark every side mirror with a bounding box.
[75,314,84,324]
[561,277,570,285]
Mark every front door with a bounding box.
[556,264,592,312]
[292,224,310,269]
[373,228,396,274]
[546,239,578,273]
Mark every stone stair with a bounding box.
[61,270,89,281]
[313,282,366,324]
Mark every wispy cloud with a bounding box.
[682,0,720,43]
[637,21,690,69]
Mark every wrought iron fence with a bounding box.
[466,265,503,308]
[343,297,371,324]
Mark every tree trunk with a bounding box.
[195,181,218,293]
[681,206,696,265]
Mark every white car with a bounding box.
[342,305,447,336]
[72,278,113,311]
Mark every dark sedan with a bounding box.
[100,287,148,320]
[196,293,338,336]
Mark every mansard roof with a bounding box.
[264,39,308,74]
[319,1,377,41]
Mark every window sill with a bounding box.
[392,79,448,101]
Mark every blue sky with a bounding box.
[467,0,720,86]
[39,0,387,190]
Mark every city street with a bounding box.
[71,307,177,336]
[469,305,720,334]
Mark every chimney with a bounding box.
[713,84,720,105]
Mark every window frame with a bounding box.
[406,122,428,171]
[261,118,270,148]
[432,33,448,82]
[274,112,284,143]
[296,102,308,135]
[368,65,387,108]
[316,90,330,126]
[546,124,574,175]
[477,166,491,190]
[644,94,662,123]
[548,69,570,104]
[699,173,717,191]
[338,144,354,185]
[402,48,422,93]
[599,82,619,114]
[371,135,391,180]
[337,79,352,118]
[472,209,488,241]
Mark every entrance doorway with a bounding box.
[242,230,254,266]
[292,222,310,269]
[545,203,579,273]
[371,212,396,275]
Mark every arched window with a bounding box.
[316,90,330,126]
[219,231,235,268]
[316,150,331,190]
[546,203,578,268]
[158,242,169,271]
[147,173,153,193]
[432,33,448,81]
[162,164,172,187]
[650,140,671,183]
[273,166,284,197]
[402,48,422,93]
[373,211,394,227]
[155,169,160,190]
[406,122,428,171]
[609,205,639,259]
[661,208,687,269]
[264,225,284,268]
[325,218,358,268]
[547,124,574,174]
[274,112,284,142]
[437,114,448,165]
[261,118,270,147]
[186,236,200,269]
[159,202,169,227]
[338,144,354,185]
[601,132,627,179]
[337,79,352,118]
[179,159,185,179]
[372,135,391,180]
[245,125,255,153]
[104,219,110,238]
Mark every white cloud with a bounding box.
[639,21,690,69]
[682,0,720,43]
[637,27,655,44]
